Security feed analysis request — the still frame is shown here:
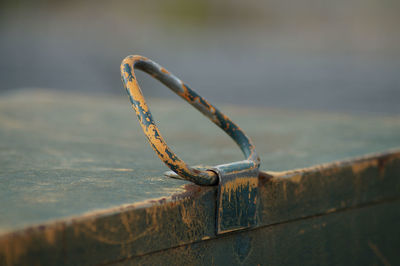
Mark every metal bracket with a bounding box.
[211,160,259,234]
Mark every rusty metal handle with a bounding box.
[120,55,260,186]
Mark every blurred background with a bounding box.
[0,0,399,114]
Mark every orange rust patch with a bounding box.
[289,173,303,183]
[160,67,170,74]
[220,177,257,202]
[0,234,28,265]
[0,224,64,265]
[351,159,378,175]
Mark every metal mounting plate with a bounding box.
[211,160,259,234]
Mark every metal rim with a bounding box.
[120,55,260,186]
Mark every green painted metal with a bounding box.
[0,90,400,265]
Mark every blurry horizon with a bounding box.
[1,0,399,114]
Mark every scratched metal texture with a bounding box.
[0,90,400,265]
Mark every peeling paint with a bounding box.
[220,177,257,202]
[215,162,259,234]
[120,55,260,186]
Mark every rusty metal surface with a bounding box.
[1,90,400,265]
[1,90,400,232]
[121,55,263,233]
[1,150,399,265]
[125,200,400,265]
[120,55,259,185]
[213,161,259,234]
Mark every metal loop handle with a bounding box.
[120,55,260,186]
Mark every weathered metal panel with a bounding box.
[0,90,399,265]
[127,201,400,265]
[1,152,399,265]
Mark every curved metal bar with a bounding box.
[120,55,260,186]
